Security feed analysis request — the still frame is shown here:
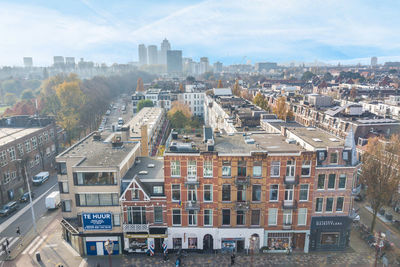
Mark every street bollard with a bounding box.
[36,252,41,262]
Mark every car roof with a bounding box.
[6,201,17,206]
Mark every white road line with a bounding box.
[28,235,47,255]
[0,237,18,256]
[22,236,41,255]
[79,258,88,267]
[0,237,6,244]
[44,244,57,248]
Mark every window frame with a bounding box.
[269,184,279,202]
[171,160,181,177]
[222,161,231,177]
[270,161,280,177]
[222,184,231,202]
[297,208,307,226]
[171,184,181,202]
[317,174,325,190]
[253,161,262,178]
[299,184,309,201]
[187,159,197,179]
[315,197,323,213]
[154,207,163,223]
[252,184,261,202]
[222,209,231,225]
[204,209,213,226]
[203,184,213,202]
[188,210,197,226]
[203,160,213,178]
[328,174,336,190]
[268,208,278,226]
[301,160,311,177]
[326,197,334,212]
[286,160,295,178]
[336,197,344,212]
[338,174,346,189]
[251,209,260,226]
[172,209,182,226]
[330,152,338,164]
[236,210,245,225]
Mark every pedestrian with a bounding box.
[231,252,235,265]
[16,227,21,236]
[2,244,6,255]
[175,256,181,267]
[5,238,9,248]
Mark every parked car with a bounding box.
[0,201,19,217]
[106,110,111,116]
[19,192,35,203]
[32,171,50,185]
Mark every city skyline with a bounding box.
[1,0,400,66]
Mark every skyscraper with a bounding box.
[23,57,33,68]
[371,56,378,67]
[213,61,223,73]
[148,45,158,65]
[159,38,171,65]
[200,57,209,74]
[167,50,182,74]
[138,44,147,65]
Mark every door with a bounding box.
[236,240,245,253]
[203,234,214,252]
[285,185,294,201]
[96,242,104,255]
[293,233,305,251]
[154,238,163,253]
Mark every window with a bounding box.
[127,207,146,224]
[0,151,7,167]
[299,184,309,201]
[204,209,213,226]
[316,198,323,212]
[301,160,311,177]
[236,210,245,225]
[238,161,247,177]
[59,182,69,193]
[187,160,197,179]
[132,187,139,199]
[38,135,43,145]
[29,160,34,168]
[35,154,40,165]
[251,210,260,226]
[269,185,279,201]
[286,160,295,177]
[171,184,181,202]
[43,131,49,142]
[252,185,261,202]
[321,233,339,245]
[222,161,231,177]
[7,147,16,161]
[204,184,213,202]
[172,209,181,225]
[188,238,197,249]
[317,174,325,190]
[25,140,31,152]
[76,193,119,206]
[268,208,278,225]
[46,147,51,157]
[31,137,37,150]
[153,186,163,195]
[330,153,338,164]
[338,174,346,189]
[113,214,121,226]
[171,160,181,177]
[154,207,163,223]
[336,197,344,212]
[237,184,246,202]
[2,172,10,184]
[298,208,307,225]
[283,210,292,225]
[62,200,72,212]
[222,184,231,201]
[11,171,16,180]
[203,160,213,177]
[328,174,336,189]
[188,210,197,226]
[75,172,117,185]
[17,143,24,156]
[326,198,333,212]
[222,209,230,225]
[270,161,280,177]
[253,161,262,177]
[187,185,197,202]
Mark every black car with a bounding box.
[0,201,19,217]
[19,192,35,203]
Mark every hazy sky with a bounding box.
[1,0,400,66]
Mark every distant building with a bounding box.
[371,57,378,67]
[53,56,65,67]
[255,62,278,72]
[138,44,147,65]
[213,61,223,73]
[147,45,158,65]
[65,57,75,67]
[23,57,33,68]
[200,57,209,74]
[167,50,182,74]
[159,38,171,65]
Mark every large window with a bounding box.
[0,151,7,167]
[187,160,197,179]
[283,210,292,225]
[127,206,146,224]
[25,140,31,153]
[222,184,231,201]
[328,174,336,189]
[238,161,247,177]
[326,198,333,212]
[317,174,325,190]
[321,233,339,245]
[251,210,260,226]
[171,184,180,202]
[59,182,69,193]
[203,160,213,177]
[76,193,119,206]
[74,172,117,186]
[204,209,213,226]
[299,184,309,201]
[271,161,280,177]
[62,200,72,212]
[188,210,197,226]
[330,153,338,164]
[298,208,307,225]
[204,184,213,202]
[171,160,181,177]
[252,185,261,202]
[222,161,231,177]
[17,143,24,156]
[301,160,311,177]
[268,208,278,225]
[236,210,245,225]
[269,184,279,201]
[336,197,344,212]
[315,198,323,212]
[253,161,262,178]
[172,209,181,225]
[222,209,230,225]
[31,137,37,150]
[286,160,295,177]
[7,147,16,161]
[338,174,346,189]
[187,185,197,202]
[237,184,246,202]
[154,207,163,223]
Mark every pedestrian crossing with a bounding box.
[22,235,47,255]
[0,236,20,256]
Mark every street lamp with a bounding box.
[104,239,114,267]
[17,159,37,234]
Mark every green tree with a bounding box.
[301,71,315,81]
[186,76,196,83]
[4,93,17,105]
[168,110,188,129]
[323,72,333,81]
[137,99,154,111]
[21,89,35,100]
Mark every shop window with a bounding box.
[173,238,182,249]
[188,238,197,249]
[299,184,309,201]
[326,198,334,212]
[317,174,325,190]
[204,209,213,226]
[187,160,197,179]
[315,198,323,212]
[297,208,307,225]
[238,161,247,177]
[222,161,231,177]
[338,174,346,189]
[188,210,197,226]
[268,208,278,225]
[269,185,279,201]
[320,233,339,245]
[328,174,336,189]
[154,207,163,223]
[237,184,246,202]
[171,160,181,177]
[330,153,338,164]
[203,160,213,177]
[270,161,280,177]
[222,184,231,201]
[253,161,262,177]
[286,160,295,177]
[267,233,291,250]
[171,184,180,202]
[251,210,260,226]
[252,185,261,202]
[172,209,181,225]
[336,197,344,212]
[222,209,230,225]
[301,160,311,177]
[203,184,213,202]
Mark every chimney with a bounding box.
[121,125,130,141]
[140,124,148,156]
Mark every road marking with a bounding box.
[79,258,88,267]
[62,240,80,257]
[0,237,6,244]
[22,235,41,254]
[0,237,19,256]
[28,235,47,255]
[44,244,57,248]
[0,183,58,232]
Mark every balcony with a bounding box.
[185,200,200,211]
[184,178,199,186]
[283,223,292,230]
[235,176,250,186]
[282,200,297,209]
[123,223,149,233]
[235,201,250,211]
[284,175,299,185]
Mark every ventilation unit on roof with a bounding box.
[329,138,339,142]
[147,164,155,168]
[286,138,296,144]
[306,128,316,131]
[312,138,322,142]
[139,171,148,175]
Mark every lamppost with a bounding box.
[250,236,256,267]
[374,232,386,267]
[104,239,114,267]
[17,159,37,233]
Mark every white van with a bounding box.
[118,117,124,125]
[32,171,49,186]
[45,191,60,209]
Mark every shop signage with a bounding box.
[315,221,343,226]
[126,234,168,238]
[82,213,112,230]
[311,216,351,229]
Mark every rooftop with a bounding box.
[126,107,164,139]
[286,127,345,148]
[0,127,43,146]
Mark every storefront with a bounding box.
[123,234,168,254]
[264,231,309,253]
[309,216,352,251]
[218,228,264,253]
[85,236,121,255]
[221,238,245,253]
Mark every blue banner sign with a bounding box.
[82,213,112,230]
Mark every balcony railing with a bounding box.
[235,176,250,186]
[235,201,250,211]
[282,200,297,209]
[123,223,149,233]
[284,175,299,185]
[184,178,199,186]
[283,223,292,230]
[185,201,200,211]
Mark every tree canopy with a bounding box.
[137,99,154,111]
[273,96,293,121]
[301,71,315,81]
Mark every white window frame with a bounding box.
[31,137,37,150]
[338,174,346,190]
[171,160,181,177]
[172,209,182,226]
[297,208,307,226]
[113,214,121,226]
[187,185,197,202]
[171,184,181,202]
[283,210,292,225]
[17,143,24,156]
[268,208,278,226]
[7,147,16,161]
[269,184,279,202]
[203,184,213,202]
[326,197,334,213]
[315,197,323,213]
[253,161,262,178]
[188,210,197,226]
[187,160,197,180]
[0,150,7,167]
[336,197,345,212]
[204,209,213,226]
[299,184,309,201]
[35,154,40,165]
[3,172,10,184]
[270,161,280,177]
[25,140,31,153]
[203,160,213,178]
[286,160,295,178]
[301,160,311,177]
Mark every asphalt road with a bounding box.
[100,95,133,136]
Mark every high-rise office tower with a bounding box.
[200,57,209,74]
[53,56,65,67]
[159,38,171,65]
[371,56,378,67]
[23,57,33,68]
[213,61,223,73]
[167,50,182,74]
[138,44,147,65]
[148,45,158,65]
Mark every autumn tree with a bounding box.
[361,136,400,232]
[136,77,144,92]
[179,84,184,92]
[168,101,193,129]
[349,86,357,100]
[232,80,241,96]
[253,92,269,111]
[217,80,223,88]
[273,96,292,120]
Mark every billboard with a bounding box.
[82,213,113,231]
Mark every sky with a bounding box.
[1,0,400,66]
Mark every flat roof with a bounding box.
[122,157,164,181]
[126,107,164,139]
[0,127,43,146]
[286,127,345,148]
